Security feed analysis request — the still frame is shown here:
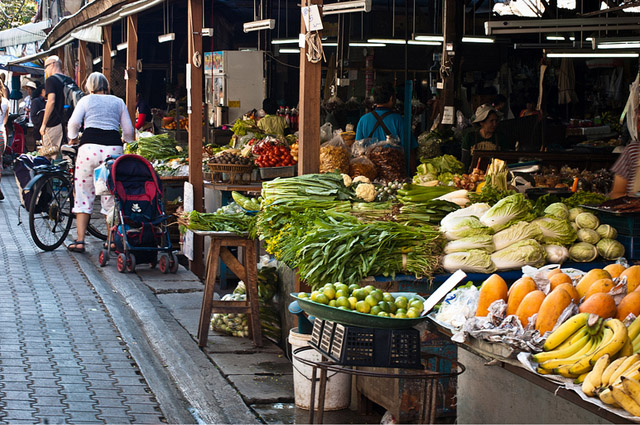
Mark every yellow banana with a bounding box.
[633,337,640,354]
[598,387,620,406]
[609,354,640,386]
[621,337,635,357]
[556,327,589,351]
[582,354,610,397]
[622,376,640,407]
[575,372,589,384]
[611,368,640,388]
[611,384,640,416]
[602,357,628,386]
[543,313,589,351]
[536,367,552,375]
[569,320,628,375]
[554,334,602,375]
[541,335,595,371]
[628,316,640,341]
[533,333,590,364]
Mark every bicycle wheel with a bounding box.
[29,173,74,251]
[86,196,108,240]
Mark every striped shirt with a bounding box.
[611,141,640,194]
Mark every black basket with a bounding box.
[309,319,422,369]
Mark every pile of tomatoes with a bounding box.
[252,140,297,168]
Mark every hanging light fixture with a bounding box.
[158,0,175,44]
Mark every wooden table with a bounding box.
[195,231,262,348]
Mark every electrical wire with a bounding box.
[305,31,325,63]
[265,51,299,69]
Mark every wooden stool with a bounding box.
[197,234,262,347]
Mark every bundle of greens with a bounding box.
[126,133,182,160]
[396,200,459,226]
[231,118,260,136]
[350,202,395,221]
[261,173,354,204]
[179,210,257,236]
[563,191,609,208]
[396,184,456,204]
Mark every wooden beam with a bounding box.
[188,0,204,277]
[102,25,112,83]
[126,14,138,125]
[297,0,323,175]
[77,40,87,89]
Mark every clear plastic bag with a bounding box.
[94,162,111,196]
[320,122,333,142]
[320,133,350,173]
[366,137,406,181]
[349,156,377,181]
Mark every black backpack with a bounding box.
[53,74,85,122]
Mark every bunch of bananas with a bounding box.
[533,313,629,379]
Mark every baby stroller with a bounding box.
[98,154,178,273]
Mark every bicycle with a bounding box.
[21,145,109,251]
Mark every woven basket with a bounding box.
[208,163,253,184]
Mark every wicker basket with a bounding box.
[208,163,253,184]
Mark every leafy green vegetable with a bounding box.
[442,250,496,273]
[180,210,256,236]
[544,203,570,220]
[444,216,494,240]
[231,118,260,136]
[492,221,543,251]
[575,212,600,230]
[563,191,608,208]
[419,154,465,175]
[596,224,617,240]
[491,239,546,270]
[531,216,577,245]
[596,238,625,260]
[544,245,569,263]
[479,193,533,231]
[444,235,495,254]
[577,228,600,244]
[569,242,598,262]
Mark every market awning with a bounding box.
[0,20,51,49]
[69,26,103,44]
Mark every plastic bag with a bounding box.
[320,133,350,173]
[350,138,374,157]
[366,137,406,181]
[349,156,377,181]
[94,162,111,196]
[434,285,479,329]
[211,281,250,338]
[320,122,333,142]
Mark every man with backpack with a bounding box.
[40,56,66,159]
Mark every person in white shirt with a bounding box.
[65,72,134,252]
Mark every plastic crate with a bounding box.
[617,234,640,260]
[259,165,296,180]
[597,212,640,237]
[309,319,422,369]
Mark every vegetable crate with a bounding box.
[617,235,640,260]
[310,319,422,369]
[259,165,296,180]
[593,210,640,237]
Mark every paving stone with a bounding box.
[3,400,35,410]
[33,415,69,424]
[125,402,163,414]
[97,416,134,423]
[205,334,282,354]
[130,413,166,424]
[32,396,65,406]
[62,400,98,412]
[227,374,294,404]
[1,381,31,392]
[2,409,37,420]
[62,411,100,422]
[33,406,68,417]
[157,292,203,336]
[94,398,127,409]
[213,352,293,376]
[31,387,64,397]
[62,392,96,403]
[0,390,35,401]
[90,389,122,399]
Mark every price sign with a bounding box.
[302,5,323,32]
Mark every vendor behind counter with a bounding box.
[461,104,509,170]
[610,140,640,198]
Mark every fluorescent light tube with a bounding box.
[279,48,300,53]
[547,52,639,58]
[93,57,102,65]
[349,42,385,47]
[462,36,495,44]
[271,38,299,45]
[243,19,275,33]
[116,42,127,51]
[599,42,640,49]
[111,50,117,57]
[323,0,371,15]
[368,38,406,45]
[408,40,441,46]
[546,35,566,41]
[158,33,175,43]
[414,34,444,42]
[323,42,338,47]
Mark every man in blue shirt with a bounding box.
[355,82,416,168]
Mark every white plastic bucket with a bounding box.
[289,328,351,410]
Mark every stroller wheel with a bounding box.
[159,253,170,274]
[99,249,109,267]
[169,252,179,274]
[126,253,136,273]
[117,253,128,273]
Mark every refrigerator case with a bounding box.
[204,50,266,125]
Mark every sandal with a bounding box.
[67,240,86,253]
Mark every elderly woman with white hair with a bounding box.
[66,72,134,252]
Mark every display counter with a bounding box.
[429,322,632,424]
[472,150,619,172]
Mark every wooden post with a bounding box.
[126,14,138,125]
[438,0,457,125]
[188,0,204,277]
[297,0,322,175]
[77,40,87,88]
[102,25,112,83]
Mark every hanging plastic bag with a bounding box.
[366,136,406,181]
[349,156,377,181]
[320,133,350,173]
[94,162,111,196]
[320,122,333,142]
